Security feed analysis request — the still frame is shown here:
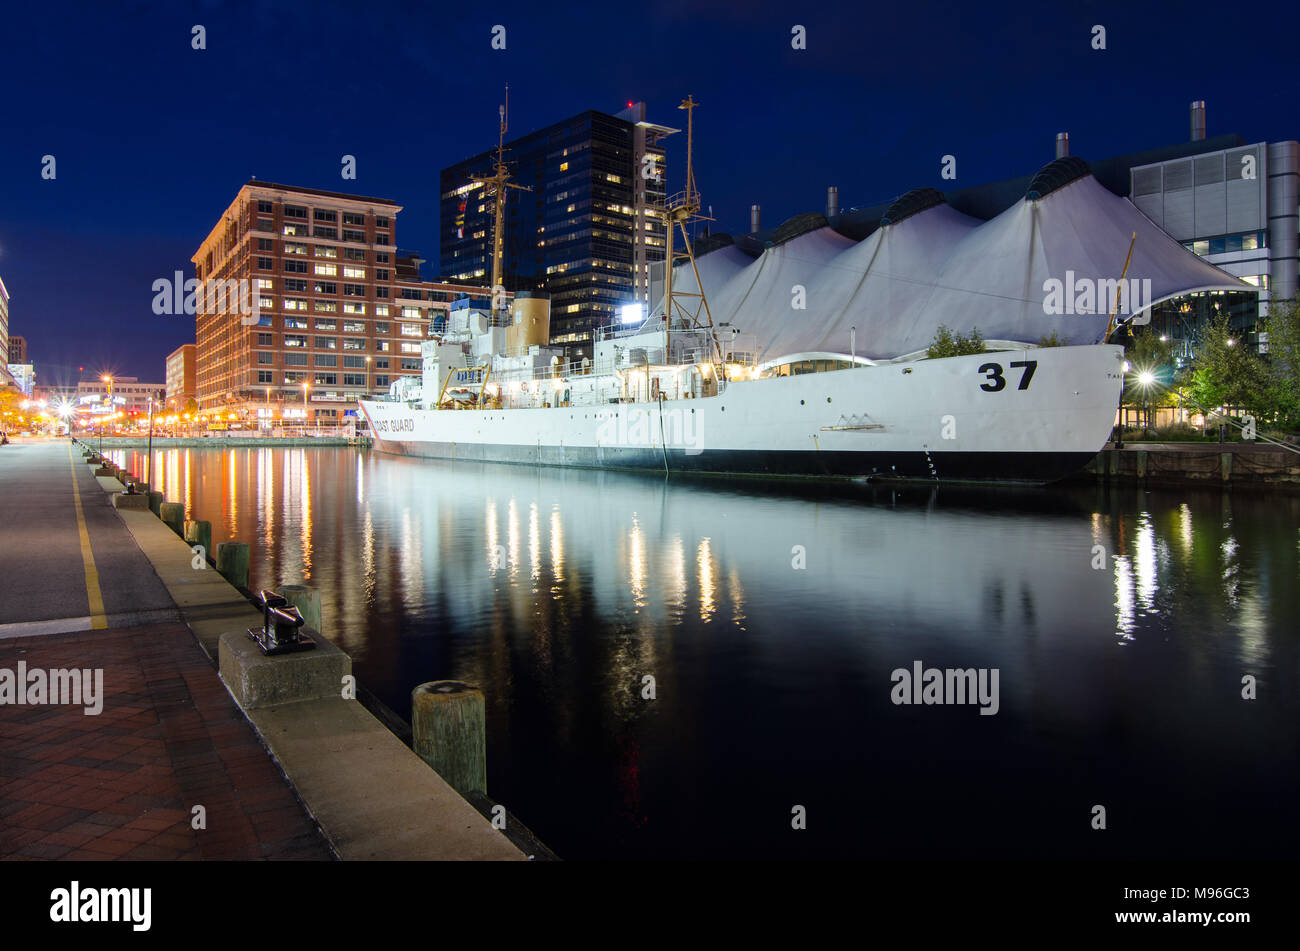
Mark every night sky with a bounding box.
[1,0,1296,382]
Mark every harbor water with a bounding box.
[109,446,1300,860]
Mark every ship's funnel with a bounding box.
[508,291,551,352]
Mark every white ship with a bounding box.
[359,97,1245,485]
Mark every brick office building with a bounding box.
[192,181,500,427]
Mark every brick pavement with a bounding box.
[0,621,333,861]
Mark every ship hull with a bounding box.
[359,344,1124,486]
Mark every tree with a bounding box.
[1257,297,1300,430]
[1185,311,1273,420]
[927,324,987,359]
[1037,330,1067,347]
[0,388,23,432]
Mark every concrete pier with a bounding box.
[0,440,525,861]
[1075,442,1300,489]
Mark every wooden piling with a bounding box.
[412,681,487,797]
[183,520,212,562]
[280,584,322,634]
[214,541,250,589]
[147,491,164,516]
[159,502,185,537]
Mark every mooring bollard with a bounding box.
[147,491,164,516]
[279,584,322,634]
[183,520,212,561]
[411,681,487,798]
[214,541,250,589]
[159,502,185,536]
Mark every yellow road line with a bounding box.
[69,445,108,629]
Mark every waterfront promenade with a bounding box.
[1,439,524,861]
[0,441,331,859]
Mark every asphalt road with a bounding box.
[0,439,178,633]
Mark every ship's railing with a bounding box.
[595,317,665,342]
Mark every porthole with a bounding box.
[826,397,832,403]
[800,399,805,405]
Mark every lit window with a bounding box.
[314,263,337,276]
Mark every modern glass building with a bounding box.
[439,102,674,357]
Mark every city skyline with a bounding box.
[2,0,1298,380]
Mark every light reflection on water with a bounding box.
[108,446,1300,859]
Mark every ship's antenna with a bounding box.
[660,95,723,371]
[471,85,532,318]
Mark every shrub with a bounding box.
[927,324,987,358]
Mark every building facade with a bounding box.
[0,277,10,389]
[192,181,499,425]
[164,344,197,409]
[8,335,25,365]
[76,377,164,418]
[440,102,672,356]
[8,364,35,398]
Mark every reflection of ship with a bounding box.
[358,97,1209,485]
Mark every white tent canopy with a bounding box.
[652,170,1249,362]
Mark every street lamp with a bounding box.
[303,381,310,435]
[145,397,154,485]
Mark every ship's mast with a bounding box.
[472,86,532,317]
[661,96,724,370]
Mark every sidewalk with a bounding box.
[0,441,332,860]
[0,621,331,860]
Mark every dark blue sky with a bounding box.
[1,0,1296,381]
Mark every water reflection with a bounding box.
[106,447,1300,860]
